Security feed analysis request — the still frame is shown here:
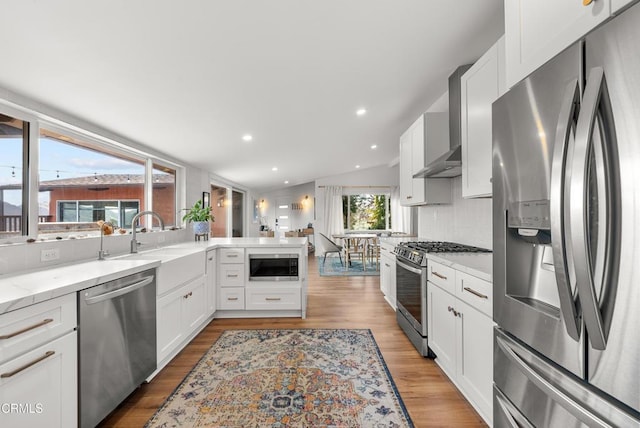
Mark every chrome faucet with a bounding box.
[97,224,109,260]
[130,211,165,253]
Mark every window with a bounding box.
[38,128,146,234]
[57,200,140,228]
[0,114,28,237]
[342,194,389,230]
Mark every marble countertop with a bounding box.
[0,237,308,315]
[426,252,492,282]
[378,236,492,282]
[0,259,160,314]
[168,237,308,249]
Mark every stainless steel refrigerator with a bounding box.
[492,3,640,427]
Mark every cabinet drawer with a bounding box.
[246,287,301,311]
[456,272,492,317]
[219,248,244,263]
[428,261,456,294]
[0,331,77,428]
[219,288,245,310]
[0,294,76,364]
[219,264,245,286]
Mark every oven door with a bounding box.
[396,258,427,336]
[249,254,299,281]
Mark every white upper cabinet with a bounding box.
[461,36,506,198]
[399,113,451,206]
[505,0,611,89]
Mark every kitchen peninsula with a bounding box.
[0,236,308,428]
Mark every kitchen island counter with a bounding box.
[0,237,309,315]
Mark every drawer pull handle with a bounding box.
[227,297,239,301]
[447,306,460,317]
[432,271,447,280]
[0,318,54,340]
[265,298,282,301]
[226,254,239,258]
[208,257,213,261]
[183,291,193,299]
[1,351,55,378]
[463,286,488,299]
[227,274,239,278]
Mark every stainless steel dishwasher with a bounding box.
[78,269,156,428]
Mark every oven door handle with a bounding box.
[396,259,423,275]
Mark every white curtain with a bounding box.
[323,185,344,239]
[391,186,412,234]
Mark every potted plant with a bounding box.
[182,200,214,240]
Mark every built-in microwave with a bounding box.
[249,254,299,281]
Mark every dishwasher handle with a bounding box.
[84,275,154,305]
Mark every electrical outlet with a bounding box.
[41,248,60,262]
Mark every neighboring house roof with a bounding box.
[0,174,175,190]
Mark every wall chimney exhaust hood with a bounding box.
[413,64,472,179]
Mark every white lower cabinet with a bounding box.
[455,299,493,422]
[427,261,494,425]
[0,294,77,428]
[206,250,217,316]
[246,287,301,310]
[427,282,457,378]
[0,332,77,428]
[379,241,396,309]
[157,275,207,365]
[219,287,245,310]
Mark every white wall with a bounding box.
[253,182,316,238]
[417,176,492,249]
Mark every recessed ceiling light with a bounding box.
[242,134,253,142]
[356,108,367,116]
[355,165,361,169]
[284,180,289,184]
[370,144,377,149]
[272,167,278,172]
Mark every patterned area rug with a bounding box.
[318,256,380,277]
[146,329,413,428]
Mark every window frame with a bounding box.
[56,199,141,228]
[342,192,391,232]
[0,103,185,244]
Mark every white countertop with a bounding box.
[0,259,160,314]
[426,252,492,282]
[0,237,309,315]
[168,237,308,249]
[379,236,493,282]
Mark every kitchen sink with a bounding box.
[113,247,206,295]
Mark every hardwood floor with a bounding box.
[100,256,487,428]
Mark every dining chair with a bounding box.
[318,233,344,266]
[367,237,380,270]
[344,237,366,270]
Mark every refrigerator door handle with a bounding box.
[550,78,581,341]
[496,334,611,428]
[494,387,535,428]
[571,67,621,351]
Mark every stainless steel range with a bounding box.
[394,241,490,356]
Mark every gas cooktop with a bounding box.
[394,240,491,267]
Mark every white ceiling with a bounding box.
[1,0,504,192]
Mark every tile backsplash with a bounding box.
[417,176,493,249]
